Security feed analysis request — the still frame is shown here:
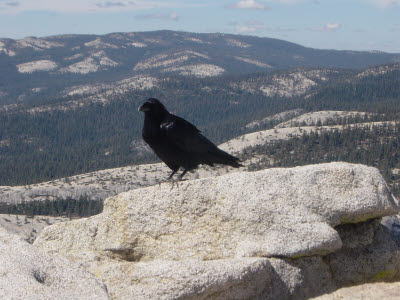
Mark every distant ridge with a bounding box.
[1,30,399,107]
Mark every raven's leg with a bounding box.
[166,169,178,181]
[177,169,188,181]
[169,169,188,191]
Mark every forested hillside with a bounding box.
[1,63,400,185]
[245,122,400,199]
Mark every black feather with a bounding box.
[139,98,242,180]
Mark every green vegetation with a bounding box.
[0,195,103,217]
[373,270,393,280]
[1,65,400,185]
[2,33,400,218]
[0,75,283,185]
[245,122,400,198]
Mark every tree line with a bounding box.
[0,195,103,217]
[245,122,400,198]
[1,67,400,185]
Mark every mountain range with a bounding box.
[1,30,400,186]
[1,31,400,300]
[1,30,400,106]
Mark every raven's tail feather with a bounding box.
[212,149,243,168]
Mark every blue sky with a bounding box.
[0,0,399,52]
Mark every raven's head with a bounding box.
[138,98,168,118]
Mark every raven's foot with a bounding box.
[170,179,179,191]
[169,177,188,190]
[166,169,178,181]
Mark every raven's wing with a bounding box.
[160,115,213,153]
[160,115,242,167]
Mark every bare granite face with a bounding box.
[274,110,371,128]
[0,228,109,300]
[34,162,400,299]
[220,120,397,154]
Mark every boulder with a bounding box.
[325,219,400,285]
[0,228,108,300]
[312,281,400,300]
[35,162,398,260]
[34,162,400,299]
[84,256,338,300]
[89,258,274,300]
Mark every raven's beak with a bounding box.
[138,103,149,112]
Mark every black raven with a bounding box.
[138,98,242,180]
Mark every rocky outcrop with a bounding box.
[0,228,108,300]
[0,162,234,205]
[326,218,400,285]
[312,281,400,300]
[34,162,400,299]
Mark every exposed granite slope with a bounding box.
[34,163,400,299]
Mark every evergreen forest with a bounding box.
[245,123,400,199]
[0,195,103,218]
[1,66,400,186]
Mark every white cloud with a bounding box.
[263,0,307,3]
[234,20,269,33]
[275,27,298,32]
[307,22,341,32]
[0,0,172,14]
[270,0,299,3]
[95,1,133,8]
[135,12,179,21]
[236,25,258,33]
[4,1,20,7]
[229,0,323,9]
[367,0,400,8]
[325,23,340,31]
[230,0,267,10]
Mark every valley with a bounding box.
[1,30,400,220]
[1,31,400,299]
[1,109,399,210]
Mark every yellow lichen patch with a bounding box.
[93,271,102,278]
[290,254,307,259]
[373,269,392,280]
[339,216,370,224]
